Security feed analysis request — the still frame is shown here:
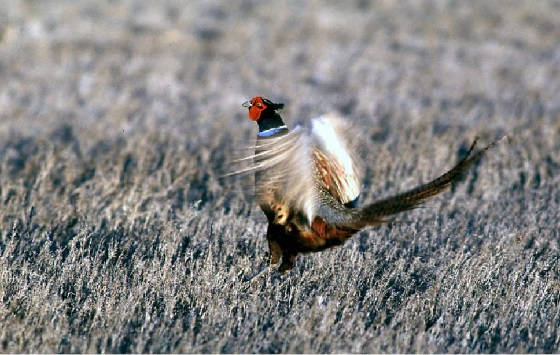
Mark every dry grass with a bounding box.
[1,0,559,352]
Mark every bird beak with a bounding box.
[242,100,252,108]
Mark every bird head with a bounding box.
[242,96,284,121]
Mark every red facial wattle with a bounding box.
[248,106,262,121]
[248,96,267,121]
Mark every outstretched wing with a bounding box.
[228,127,318,223]
[311,114,360,206]
[227,114,361,224]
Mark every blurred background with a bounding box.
[2,0,559,136]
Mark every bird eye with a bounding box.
[255,102,263,108]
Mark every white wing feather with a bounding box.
[230,127,317,223]
[311,114,360,204]
[228,115,359,224]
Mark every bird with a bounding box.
[234,96,499,273]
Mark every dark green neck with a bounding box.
[257,111,286,133]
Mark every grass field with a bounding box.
[1,0,559,352]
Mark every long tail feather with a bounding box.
[346,136,503,229]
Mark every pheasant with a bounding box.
[236,96,497,273]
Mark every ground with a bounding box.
[0,0,559,352]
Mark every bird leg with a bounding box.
[266,222,299,273]
[267,237,282,266]
[278,252,297,273]
[243,224,279,283]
